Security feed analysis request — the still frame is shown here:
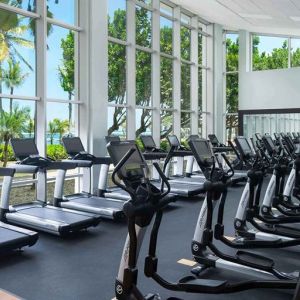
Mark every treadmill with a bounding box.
[60,137,125,220]
[0,167,39,253]
[5,139,101,236]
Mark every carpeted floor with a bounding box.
[0,180,298,299]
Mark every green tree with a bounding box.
[58,31,74,131]
[27,117,34,138]
[0,103,31,166]
[3,59,28,113]
[53,118,69,143]
[48,120,57,145]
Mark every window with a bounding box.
[108,0,126,40]
[47,0,76,24]
[181,13,191,25]
[181,63,191,110]
[47,26,76,100]
[160,57,173,109]
[181,112,191,139]
[225,33,239,141]
[0,0,36,12]
[136,108,152,137]
[160,16,173,55]
[136,50,152,107]
[136,5,152,48]
[0,10,36,97]
[161,110,173,140]
[107,106,127,139]
[108,42,126,105]
[252,35,288,71]
[181,26,191,61]
[291,38,300,68]
[160,3,172,17]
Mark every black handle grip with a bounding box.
[153,162,171,198]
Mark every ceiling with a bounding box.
[172,0,300,36]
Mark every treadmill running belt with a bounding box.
[66,196,124,209]
[15,207,93,224]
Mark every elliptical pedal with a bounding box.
[235,250,274,270]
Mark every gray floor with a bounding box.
[0,181,299,299]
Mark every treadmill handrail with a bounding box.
[0,167,15,177]
[10,164,39,174]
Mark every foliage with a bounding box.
[46,144,68,160]
[0,103,31,166]
[0,144,15,162]
[47,119,70,144]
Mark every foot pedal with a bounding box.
[236,250,274,271]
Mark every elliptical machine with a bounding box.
[107,140,296,300]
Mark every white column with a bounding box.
[152,0,160,145]
[190,16,199,134]
[87,0,108,192]
[204,24,214,138]
[173,6,181,138]
[213,24,225,142]
[35,0,47,156]
[126,0,136,139]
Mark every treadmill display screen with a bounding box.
[141,135,156,149]
[168,135,180,147]
[236,137,252,155]
[62,137,85,154]
[208,134,218,145]
[107,141,144,180]
[10,139,39,159]
[105,136,120,143]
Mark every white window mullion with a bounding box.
[35,0,47,157]
[152,0,160,145]
[190,16,198,135]
[126,0,136,139]
[173,6,181,139]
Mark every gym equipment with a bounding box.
[3,138,101,236]
[0,167,38,253]
[234,136,300,239]
[55,137,125,220]
[107,140,296,300]
[188,138,299,280]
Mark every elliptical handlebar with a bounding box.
[153,162,171,198]
[220,152,235,178]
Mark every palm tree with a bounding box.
[48,120,57,145]
[0,103,31,166]
[27,117,35,138]
[53,118,69,143]
[0,7,34,111]
[3,59,28,113]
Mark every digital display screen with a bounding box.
[168,135,180,147]
[62,137,85,154]
[108,141,144,179]
[105,136,120,143]
[141,135,156,148]
[11,139,39,158]
[191,139,212,163]
[236,137,252,155]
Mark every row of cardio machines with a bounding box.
[107,136,300,299]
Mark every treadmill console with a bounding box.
[189,138,213,168]
[262,135,276,154]
[140,135,156,150]
[62,137,85,157]
[208,134,219,147]
[10,138,39,160]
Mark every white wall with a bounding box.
[239,30,300,111]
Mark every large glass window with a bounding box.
[225,33,239,141]
[47,0,76,24]
[252,35,288,71]
[160,3,172,17]
[136,5,152,48]
[160,57,173,109]
[160,16,173,55]
[136,108,152,137]
[181,26,191,61]
[181,112,191,140]
[181,63,190,111]
[108,0,126,40]
[291,38,300,68]
[161,110,173,140]
[0,0,36,12]
[136,50,152,107]
[108,42,126,105]
[47,26,76,100]
[107,106,127,139]
[0,10,36,97]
